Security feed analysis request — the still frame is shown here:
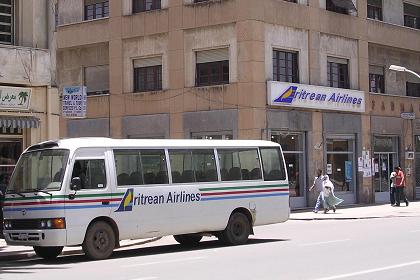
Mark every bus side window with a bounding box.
[260,148,286,181]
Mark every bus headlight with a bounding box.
[39,218,66,229]
[3,220,11,229]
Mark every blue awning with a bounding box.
[0,116,40,128]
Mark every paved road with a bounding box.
[1,209,420,280]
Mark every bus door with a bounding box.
[65,148,112,245]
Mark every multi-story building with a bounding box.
[0,0,59,187]
[56,0,420,208]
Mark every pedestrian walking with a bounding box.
[389,170,397,206]
[309,169,327,213]
[322,175,344,213]
[394,166,409,207]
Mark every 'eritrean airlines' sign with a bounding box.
[0,86,31,110]
[268,81,365,113]
[62,86,87,118]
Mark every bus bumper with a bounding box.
[3,229,66,247]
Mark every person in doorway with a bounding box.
[322,175,344,213]
[394,166,409,207]
[389,170,397,206]
[309,169,327,213]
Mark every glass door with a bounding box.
[373,153,394,192]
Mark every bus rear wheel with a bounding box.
[222,212,251,246]
[33,246,63,260]
[82,221,115,260]
[173,234,202,247]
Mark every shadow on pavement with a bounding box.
[290,215,416,221]
[0,237,289,271]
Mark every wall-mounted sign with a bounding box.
[401,112,415,120]
[62,86,87,118]
[267,81,365,113]
[0,86,31,110]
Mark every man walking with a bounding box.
[309,169,326,213]
[394,166,409,207]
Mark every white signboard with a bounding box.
[0,86,31,110]
[401,112,415,120]
[268,81,365,113]
[62,86,87,118]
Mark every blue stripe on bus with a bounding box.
[3,204,120,212]
[200,192,289,201]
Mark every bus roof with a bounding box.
[26,137,281,152]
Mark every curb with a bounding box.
[0,236,162,262]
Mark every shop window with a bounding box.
[327,57,349,89]
[0,0,13,44]
[133,0,161,13]
[407,82,420,97]
[196,48,229,87]
[404,3,420,30]
[416,135,420,152]
[373,136,398,193]
[367,0,382,21]
[133,57,162,92]
[326,0,357,15]
[84,0,109,20]
[326,138,355,192]
[369,65,385,93]
[0,139,22,191]
[114,149,168,185]
[218,149,261,181]
[273,50,299,83]
[271,133,304,196]
[84,65,109,96]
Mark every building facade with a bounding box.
[0,0,60,187]
[56,0,420,208]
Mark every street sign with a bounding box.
[401,112,415,120]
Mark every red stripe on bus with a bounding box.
[201,188,289,196]
[4,198,121,207]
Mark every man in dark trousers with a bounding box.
[394,166,409,207]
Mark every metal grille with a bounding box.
[10,219,40,230]
[0,0,13,44]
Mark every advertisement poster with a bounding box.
[345,161,352,182]
[62,86,87,118]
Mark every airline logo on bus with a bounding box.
[115,189,201,212]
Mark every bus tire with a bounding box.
[82,221,115,260]
[173,234,202,246]
[222,212,251,246]
[33,246,63,260]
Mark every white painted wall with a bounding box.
[265,24,309,84]
[184,24,237,87]
[319,34,359,89]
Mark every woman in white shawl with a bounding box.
[322,175,344,213]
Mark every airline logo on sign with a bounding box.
[268,81,365,113]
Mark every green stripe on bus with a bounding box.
[4,192,125,202]
[199,184,289,192]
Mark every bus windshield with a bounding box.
[7,149,69,193]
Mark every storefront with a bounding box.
[268,81,365,206]
[415,135,420,200]
[373,136,399,203]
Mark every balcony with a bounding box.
[0,45,51,86]
[57,18,110,49]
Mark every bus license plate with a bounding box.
[17,233,29,240]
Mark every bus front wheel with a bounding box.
[33,246,63,260]
[222,212,251,246]
[173,234,202,246]
[82,221,115,260]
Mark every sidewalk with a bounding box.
[1,202,419,261]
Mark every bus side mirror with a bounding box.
[70,177,81,191]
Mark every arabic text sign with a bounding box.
[62,86,87,118]
[0,86,31,110]
[268,81,365,113]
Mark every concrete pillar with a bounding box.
[307,111,323,206]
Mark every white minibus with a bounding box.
[3,138,289,260]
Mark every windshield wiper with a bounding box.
[7,191,26,198]
[34,188,53,198]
